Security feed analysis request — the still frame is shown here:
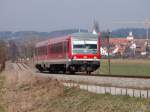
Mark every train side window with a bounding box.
[51,44,55,53]
[35,48,38,56]
[41,47,44,55]
[37,46,47,56]
[50,42,63,53]
[48,45,51,54]
[38,47,41,55]
[39,47,42,55]
[44,46,47,55]
[63,41,68,53]
[49,44,54,53]
[56,43,61,53]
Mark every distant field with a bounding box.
[99,59,150,76]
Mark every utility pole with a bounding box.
[106,30,111,74]
[145,20,150,55]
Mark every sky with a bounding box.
[0,0,150,32]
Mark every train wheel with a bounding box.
[68,71,75,75]
[86,71,91,75]
[48,70,53,74]
[62,70,66,74]
[39,69,43,73]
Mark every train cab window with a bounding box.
[73,40,97,54]
[85,44,97,49]
[73,44,84,49]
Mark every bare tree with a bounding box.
[8,40,19,62]
[92,20,100,34]
[0,40,7,71]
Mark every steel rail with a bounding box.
[39,71,150,79]
[70,73,150,79]
[21,63,29,70]
[16,63,23,71]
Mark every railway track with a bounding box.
[15,62,30,71]
[41,71,150,79]
[10,62,150,89]
[16,62,23,71]
[7,62,150,99]
[13,62,150,87]
[74,73,150,79]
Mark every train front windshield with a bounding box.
[73,40,97,54]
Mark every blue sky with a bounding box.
[0,0,150,31]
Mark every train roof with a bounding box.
[35,40,49,47]
[70,32,98,39]
[36,32,98,47]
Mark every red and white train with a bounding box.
[34,32,101,74]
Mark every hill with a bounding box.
[0,29,88,41]
[0,28,149,41]
[111,28,150,38]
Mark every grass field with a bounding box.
[99,59,150,76]
[47,87,150,112]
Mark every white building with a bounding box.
[126,32,134,40]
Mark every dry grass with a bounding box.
[1,62,150,112]
[47,88,150,112]
[2,68,64,112]
[0,74,5,112]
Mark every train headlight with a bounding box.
[73,56,77,59]
[83,56,87,59]
[94,56,97,59]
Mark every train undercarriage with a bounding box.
[35,60,100,75]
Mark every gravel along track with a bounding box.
[36,72,150,89]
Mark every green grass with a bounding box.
[0,106,5,112]
[0,76,5,112]
[100,59,150,76]
[46,87,150,112]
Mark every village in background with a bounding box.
[101,31,150,58]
